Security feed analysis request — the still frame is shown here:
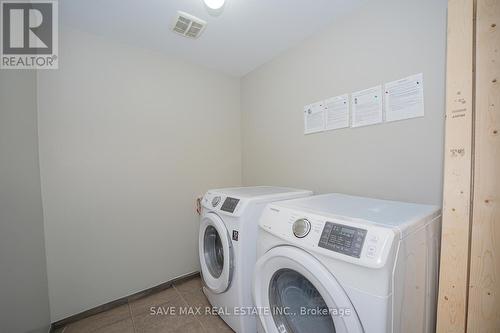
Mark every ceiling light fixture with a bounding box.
[203,0,225,10]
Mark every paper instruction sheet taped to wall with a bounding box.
[351,85,383,127]
[304,101,325,134]
[384,73,424,122]
[324,94,350,130]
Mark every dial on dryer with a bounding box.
[292,218,311,238]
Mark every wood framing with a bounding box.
[467,0,500,331]
[436,0,475,332]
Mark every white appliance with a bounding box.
[253,193,441,333]
[199,186,313,333]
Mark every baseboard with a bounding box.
[49,271,200,331]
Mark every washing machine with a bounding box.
[253,193,441,333]
[199,186,313,333]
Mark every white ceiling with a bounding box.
[60,0,366,77]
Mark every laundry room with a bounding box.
[0,0,498,332]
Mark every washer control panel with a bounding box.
[318,222,366,258]
[202,192,245,216]
[220,197,240,213]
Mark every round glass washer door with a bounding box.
[269,268,336,332]
[199,213,232,293]
[253,246,363,333]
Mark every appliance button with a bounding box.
[367,245,377,258]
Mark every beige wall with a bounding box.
[241,0,447,205]
[38,27,241,321]
[0,71,51,333]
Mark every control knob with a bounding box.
[292,218,311,238]
[212,196,221,207]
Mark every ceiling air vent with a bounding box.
[172,11,206,39]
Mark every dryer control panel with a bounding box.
[259,205,397,269]
[318,222,366,258]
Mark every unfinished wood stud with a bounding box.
[436,1,475,331]
[466,0,500,331]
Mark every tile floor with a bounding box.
[53,276,234,333]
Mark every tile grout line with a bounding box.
[172,284,208,332]
[127,301,138,333]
